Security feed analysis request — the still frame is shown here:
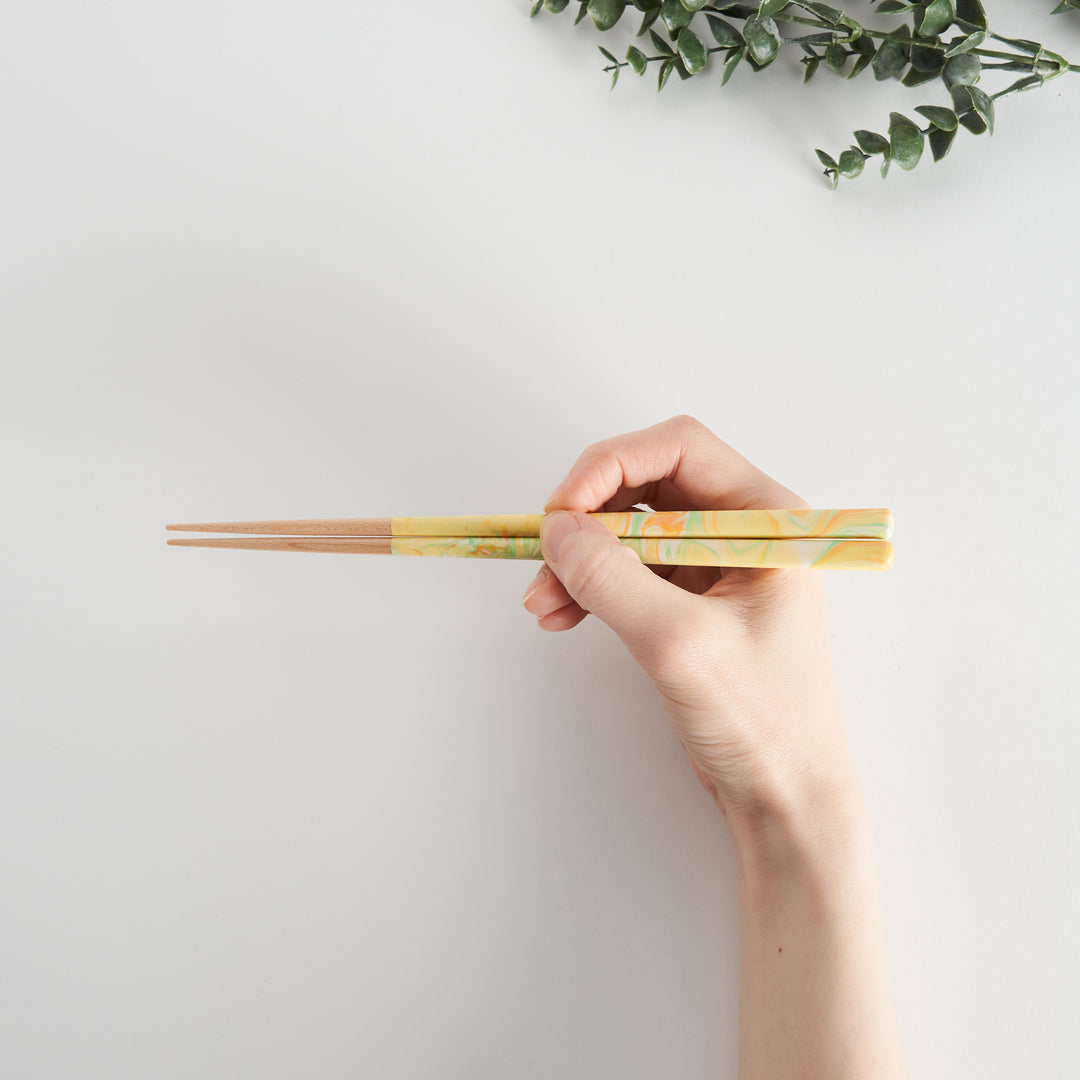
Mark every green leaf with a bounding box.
[838,148,867,177]
[598,45,619,64]
[759,0,788,17]
[848,38,874,78]
[610,64,621,88]
[676,27,708,72]
[530,0,545,18]
[706,14,743,46]
[876,0,913,11]
[721,45,744,85]
[626,45,648,73]
[872,39,908,81]
[849,52,874,78]
[680,0,711,10]
[742,15,780,65]
[637,8,660,33]
[815,150,838,188]
[660,0,692,32]
[950,83,994,134]
[942,51,980,87]
[916,0,954,37]
[954,0,987,29]
[797,2,843,23]
[910,43,945,73]
[928,125,957,161]
[915,104,958,130]
[657,56,675,89]
[902,65,942,87]
[889,113,925,170]
[588,0,627,30]
[854,129,890,154]
[991,36,1039,56]
[958,110,987,134]
[546,0,572,10]
[825,43,847,72]
[575,2,590,25]
[943,30,985,56]
[804,57,820,82]
[649,28,676,54]
[998,74,1044,96]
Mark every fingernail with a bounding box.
[521,564,550,604]
[541,512,580,562]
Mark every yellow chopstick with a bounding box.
[167,533,894,571]
[166,508,893,541]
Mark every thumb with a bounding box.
[540,511,692,664]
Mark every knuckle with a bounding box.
[582,432,618,456]
[572,443,623,497]
[668,413,706,435]
[581,439,617,470]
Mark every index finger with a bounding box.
[544,415,807,514]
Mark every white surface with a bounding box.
[2,2,1078,1077]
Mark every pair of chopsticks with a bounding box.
[167,508,894,571]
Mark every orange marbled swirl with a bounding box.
[391,509,892,540]
[390,535,893,570]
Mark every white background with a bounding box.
[2,2,1078,1077]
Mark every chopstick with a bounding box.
[166,508,894,571]
[166,508,893,541]
[166,534,893,571]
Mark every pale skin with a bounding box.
[521,416,908,1080]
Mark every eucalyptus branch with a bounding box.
[529,0,1079,187]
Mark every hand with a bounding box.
[524,417,908,1079]
[522,415,857,824]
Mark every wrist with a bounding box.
[721,763,874,888]
[726,759,907,1080]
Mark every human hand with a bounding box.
[524,417,907,1079]
[522,415,859,826]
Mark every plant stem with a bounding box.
[606,44,1069,77]
[614,10,1077,80]
[769,12,1073,72]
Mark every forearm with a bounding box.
[728,775,908,1080]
